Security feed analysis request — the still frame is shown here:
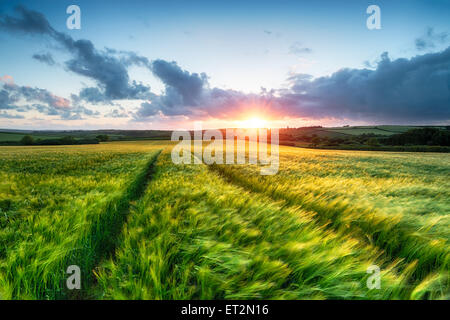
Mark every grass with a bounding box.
[96,148,448,299]
[210,146,449,284]
[0,141,163,299]
[0,141,448,299]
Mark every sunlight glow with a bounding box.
[239,117,268,128]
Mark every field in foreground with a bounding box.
[0,141,163,299]
[0,142,448,299]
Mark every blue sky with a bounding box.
[0,0,449,129]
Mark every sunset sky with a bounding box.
[0,0,449,130]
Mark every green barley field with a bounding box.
[0,141,448,299]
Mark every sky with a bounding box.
[0,0,449,130]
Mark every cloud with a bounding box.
[32,52,55,66]
[0,6,151,102]
[151,60,208,105]
[31,102,99,120]
[415,27,448,51]
[1,6,449,125]
[0,5,53,34]
[263,30,282,38]
[3,83,71,109]
[289,42,312,55]
[0,83,99,120]
[0,75,14,84]
[0,111,25,119]
[135,47,450,123]
[105,106,129,118]
[73,87,110,104]
[133,60,210,119]
[280,48,450,122]
[107,48,152,69]
[0,87,19,109]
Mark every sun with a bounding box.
[240,117,268,128]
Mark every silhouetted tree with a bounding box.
[21,135,34,145]
[96,134,109,142]
[367,137,380,147]
[60,136,76,145]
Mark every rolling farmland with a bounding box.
[0,141,448,299]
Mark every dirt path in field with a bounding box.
[80,150,162,299]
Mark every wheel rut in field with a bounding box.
[207,164,448,282]
[74,150,162,300]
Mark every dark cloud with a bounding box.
[133,61,210,119]
[110,54,209,108]
[135,47,450,123]
[136,100,160,118]
[0,5,52,34]
[415,27,448,51]
[0,87,19,109]
[74,87,110,104]
[280,48,450,122]
[151,60,207,105]
[363,60,375,69]
[289,42,312,55]
[0,6,151,102]
[107,49,151,69]
[134,60,210,119]
[32,52,55,66]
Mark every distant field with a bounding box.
[0,131,127,142]
[327,128,398,136]
[325,126,433,136]
[285,125,445,139]
[0,130,172,143]
[1,126,446,143]
[0,132,64,142]
[0,141,448,299]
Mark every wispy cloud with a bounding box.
[415,27,448,51]
[289,41,312,55]
[32,52,55,66]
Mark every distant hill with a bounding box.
[1,126,449,149]
[279,125,447,139]
[0,129,172,143]
[278,125,450,152]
